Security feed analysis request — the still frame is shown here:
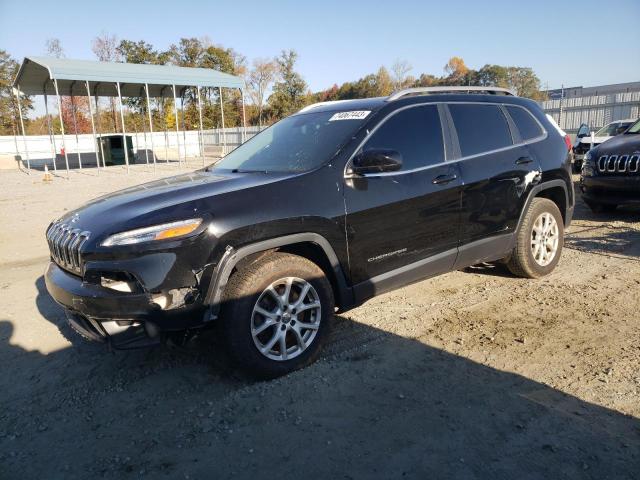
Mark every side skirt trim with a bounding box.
[353,248,457,304]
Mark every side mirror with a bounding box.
[350,149,402,175]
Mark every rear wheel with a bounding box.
[507,198,564,279]
[220,252,334,378]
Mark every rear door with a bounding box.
[343,104,463,295]
[448,102,543,258]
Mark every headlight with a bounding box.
[101,218,203,247]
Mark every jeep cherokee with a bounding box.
[580,118,640,212]
[45,86,574,378]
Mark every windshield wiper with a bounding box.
[231,168,271,173]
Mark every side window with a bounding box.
[363,105,444,170]
[449,104,513,157]
[506,105,544,140]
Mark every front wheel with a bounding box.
[220,252,334,379]
[507,198,564,279]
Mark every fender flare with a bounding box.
[204,233,353,315]
[515,179,573,235]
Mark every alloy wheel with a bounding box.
[530,212,559,267]
[251,277,322,361]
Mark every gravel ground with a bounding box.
[0,168,638,479]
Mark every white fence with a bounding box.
[1,126,265,170]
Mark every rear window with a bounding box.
[506,106,544,141]
[449,104,513,157]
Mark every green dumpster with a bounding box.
[98,135,134,166]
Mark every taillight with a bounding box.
[564,135,572,151]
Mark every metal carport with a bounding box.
[12,56,246,176]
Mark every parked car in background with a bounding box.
[580,118,640,212]
[572,119,636,172]
[44,86,574,378]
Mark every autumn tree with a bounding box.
[443,56,471,85]
[92,32,120,131]
[0,50,32,135]
[92,32,119,61]
[45,38,91,134]
[391,59,413,90]
[45,38,64,58]
[268,50,308,119]
[247,58,277,126]
[476,64,543,99]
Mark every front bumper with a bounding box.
[45,262,210,348]
[580,175,640,205]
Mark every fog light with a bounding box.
[101,277,137,293]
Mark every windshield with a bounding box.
[624,120,640,134]
[595,122,631,137]
[212,110,370,173]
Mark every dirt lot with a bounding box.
[1,167,638,479]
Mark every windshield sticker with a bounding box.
[329,111,371,121]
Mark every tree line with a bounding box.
[0,35,548,137]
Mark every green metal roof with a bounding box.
[14,56,244,97]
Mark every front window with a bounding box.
[212,111,369,173]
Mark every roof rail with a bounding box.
[387,86,516,102]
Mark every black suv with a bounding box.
[580,118,640,212]
[45,87,574,377]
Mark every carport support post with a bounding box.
[240,88,247,144]
[115,82,130,173]
[70,83,83,170]
[196,86,205,166]
[139,87,150,169]
[180,88,187,164]
[160,87,169,164]
[219,87,227,155]
[14,86,31,173]
[85,81,100,173]
[53,79,70,178]
[43,86,58,172]
[144,83,157,172]
[93,84,106,168]
[172,84,182,166]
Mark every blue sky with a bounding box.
[1,0,638,91]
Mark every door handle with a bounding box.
[432,174,457,185]
[515,156,534,165]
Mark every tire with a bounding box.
[585,200,617,213]
[507,198,564,279]
[220,252,334,379]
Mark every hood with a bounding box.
[579,135,610,145]
[593,134,640,156]
[56,170,292,239]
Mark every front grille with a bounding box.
[597,154,640,175]
[46,222,90,274]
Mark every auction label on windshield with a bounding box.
[329,111,371,121]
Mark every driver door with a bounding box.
[343,104,462,301]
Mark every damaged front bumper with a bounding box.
[44,262,211,349]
